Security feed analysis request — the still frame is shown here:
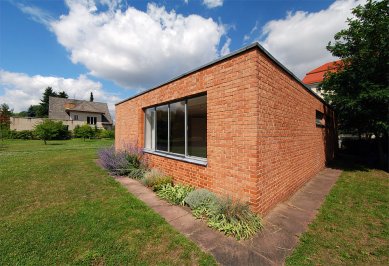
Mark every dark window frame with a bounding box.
[144,94,207,161]
[87,116,97,125]
[315,110,325,128]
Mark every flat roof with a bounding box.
[116,42,330,107]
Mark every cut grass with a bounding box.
[0,139,216,265]
[286,161,389,265]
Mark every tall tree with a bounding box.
[321,0,389,166]
[90,92,94,102]
[0,103,13,140]
[39,87,58,117]
[27,105,42,117]
[58,91,69,98]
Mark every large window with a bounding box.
[144,95,207,159]
[187,95,207,158]
[87,116,97,125]
[144,108,155,150]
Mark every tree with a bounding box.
[0,103,13,140]
[13,111,28,117]
[90,92,94,102]
[27,105,43,117]
[34,119,66,144]
[77,124,94,141]
[321,0,389,166]
[39,87,58,117]
[58,91,69,98]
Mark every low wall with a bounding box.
[10,117,109,131]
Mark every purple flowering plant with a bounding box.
[98,143,148,178]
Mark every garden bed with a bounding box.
[98,145,263,240]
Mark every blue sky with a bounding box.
[0,0,363,114]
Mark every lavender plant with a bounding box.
[98,144,148,177]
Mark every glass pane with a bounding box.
[170,101,185,155]
[145,108,155,150]
[187,95,207,158]
[156,105,168,151]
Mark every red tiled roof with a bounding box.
[302,60,342,85]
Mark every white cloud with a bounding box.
[259,0,365,78]
[0,70,119,116]
[50,1,228,89]
[220,37,231,56]
[15,2,53,27]
[203,0,223,8]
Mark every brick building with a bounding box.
[115,43,337,215]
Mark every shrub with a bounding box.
[207,212,262,240]
[184,189,218,210]
[35,120,69,144]
[205,197,262,240]
[9,130,35,140]
[74,124,94,140]
[98,146,130,175]
[98,144,148,178]
[156,183,194,205]
[186,194,262,240]
[142,168,172,191]
[99,129,115,139]
[124,144,148,179]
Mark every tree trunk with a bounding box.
[44,139,47,145]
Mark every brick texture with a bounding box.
[115,47,336,215]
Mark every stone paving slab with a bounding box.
[115,168,342,265]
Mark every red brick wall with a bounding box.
[116,49,260,204]
[115,47,336,215]
[253,49,336,214]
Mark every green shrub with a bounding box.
[9,130,35,140]
[187,195,262,240]
[0,128,10,139]
[141,169,172,191]
[125,153,148,179]
[73,124,94,140]
[35,120,69,144]
[207,212,262,240]
[156,184,194,205]
[99,129,115,139]
[205,197,262,240]
[184,189,218,209]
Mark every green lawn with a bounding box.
[287,162,389,265]
[0,139,216,265]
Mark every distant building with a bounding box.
[302,60,342,98]
[10,97,113,131]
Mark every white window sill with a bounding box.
[143,149,207,166]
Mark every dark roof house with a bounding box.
[49,96,113,129]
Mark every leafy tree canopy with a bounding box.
[39,87,69,117]
[34,119,67,144]
[321,0,389,138]
[0,103,13,140]
[76,124,95,141]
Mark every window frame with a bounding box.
[87,116,97,125]
[315,110,325,128]
[143,94,207,165]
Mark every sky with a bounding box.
[0,0,365,116]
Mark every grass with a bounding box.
[0,139,216,265]
[287,160,389,265]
